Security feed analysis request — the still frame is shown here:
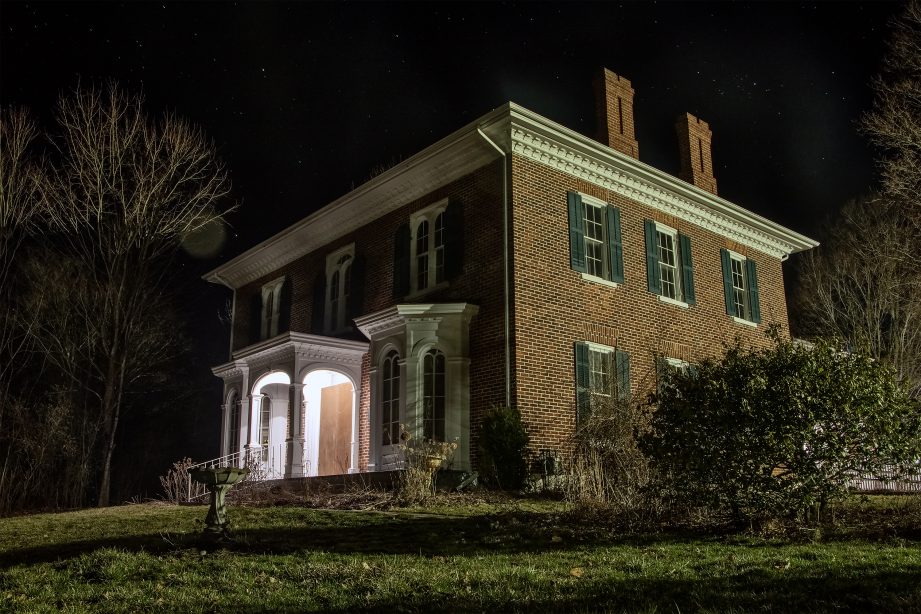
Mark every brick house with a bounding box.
[205,68,818,478]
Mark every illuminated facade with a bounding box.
[206,69,817,478]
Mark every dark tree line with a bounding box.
[0,84,233,512]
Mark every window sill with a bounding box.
[405,281,449,301]
[580,273,620,288]
[732,316,758,328]
[658,295,689,309]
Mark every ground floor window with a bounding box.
[422,349,446,441]
[381,350,401,445]
[228,394,240,454]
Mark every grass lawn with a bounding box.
[1,496,919,612]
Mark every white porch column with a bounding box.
[287,383,307,478]
[244,394,262,464]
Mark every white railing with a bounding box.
[185,445,288,502]
[847,464,921,493]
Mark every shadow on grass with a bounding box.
[347,570,921,614]
[0,510,702,568]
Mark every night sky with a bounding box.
[1,1,903,354]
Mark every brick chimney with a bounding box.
[676,112,718,195]
[594,68,639,159]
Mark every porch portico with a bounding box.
[213,332,368,479]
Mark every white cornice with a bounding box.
[205,101,817,289]
[355,303,480,339]
[205,108,510,289]
[506,104,817,259]
[212,333,368,376]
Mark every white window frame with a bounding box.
[585,341,615,409]
[421,347,447,442]
[409,199,449,296]
[663,357,691,372]
[380,349,402,447]
[652,222,690,308]
[324,243,355,334]
[727,249,756,326]
[578,194,621,288]
[260,276,286,340]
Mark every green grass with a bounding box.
[1,497,919,612]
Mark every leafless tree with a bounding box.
[0,107,46,508]
[31,83,232,506]
[861,0,921,230]
[795,197,921,396]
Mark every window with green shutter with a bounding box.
[646,220,695,305]
[720,248,761,324]
[575,341,630,421]
[567,191,624,284]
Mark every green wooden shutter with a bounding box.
[347,254,366,324]
[679,233,695,304]
[607,205,624,283]
[443,201,464,279]
[644,219,660,294]
[568,191,586,272]
[746,258,761,323]
[393,223,410,298]
[574,342,590,423]
[720,248,734,315]
[249,292,263,344]
[615,349,631,400]
[311,272,326,334]
[278,277,292,333]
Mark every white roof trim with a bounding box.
[206,102,817,289]
[507,103,818,259]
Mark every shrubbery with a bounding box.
[478,405,529,490]
[564,396,653,514]
[643,333,921,522]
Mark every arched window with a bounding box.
[422,349,446,441]
[228,392,240,455]
[381,350,401,445]
[260,396,271,463]
[415,220,429,291]
[434,211,445,284]
[262,287,275,339]
[326,252,352,333]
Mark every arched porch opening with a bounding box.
[252,371,291,478]
[303,369,356,477]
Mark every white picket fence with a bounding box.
[847,464,921,493]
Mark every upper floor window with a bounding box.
[412,207,446,293]
[381,350,401,446]
[644,220,695,306]
[567,191,624,285]
[720,249,761,324]
[325,245,354,333]
[422,348,446,441]
[574,342,630,423]
[260,277,286,340]
[315,243,367,335]
[392,199,463,298]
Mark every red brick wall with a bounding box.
[508,154,789,458]
[231,161,508,469]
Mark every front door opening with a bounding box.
[304,370,355,476]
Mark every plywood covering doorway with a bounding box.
[318,382,353,476]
